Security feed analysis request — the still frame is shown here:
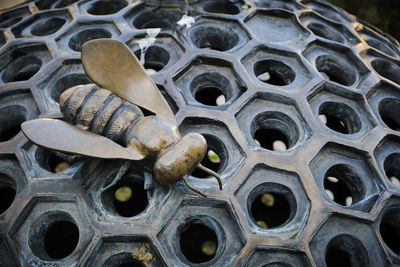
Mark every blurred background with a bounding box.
[327,0,400,41]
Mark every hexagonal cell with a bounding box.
[244,9,308,43]
[192,0,244,15]
[186,17,249,52]
[10,196,93,266]
[374,136,400,190]
[376,198,400,263]
[85,236,165,266]
[357,26,399,58]
[0,5,31,28]
[37,58,91,109]
[35,0,80,10]
[310,215,386,266]
[254,0,303,11]
[300,0,349,24]
[87,160,168,222]
[79,0,128,16]
[300,12,359,45]
[174,57,247,109]
[303,40,369,87]
[234,164,310,239]
[309,143,384,212]
[307,83,376,137]
[56,21,120,53]
[12,9,71,38]
[236,93,310,152]
[361,50,400,86]
[244,247,311,266]
[0,89,40,143]
[0,43,53,84]
[367,81,400,132]
[157,198,246,266]
[0,155,26,218]
[124,3,184,30]
[241,45,312,89]
[179,118,245,189]
[127,33,184,76]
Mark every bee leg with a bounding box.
[196,163,223,190]
[101,161,130,192]
[144,171,154,191]
[183,175,207,197]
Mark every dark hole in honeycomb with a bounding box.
[31,17,66,36]
[104,252,147,266]
[380,208,400,256]
[133,9,182,29]
[87,0,127,15]
[180,221,218,263]
[0,174,16,215]
[316,55,357,86]
[36,0,79,9]
[190,25,239,52]
[190,72,231,106]
[2,55,42,83]
[0,105,27,142]
[324,164,364,206]
[254,59,296,86]
[68,28,112,52]
[307,22,345,43]
[248,183,296,228]
[318,102,361,134]
[371,58,400,85]
[365,37,396,57]
[133,46,170,73]
[35,147,73,173]
[0,16,23,28]
[384,153,400,186]
[203,1,241,15]
[52,73,92,103]
[325,235,370,267]
[378,98,400,131]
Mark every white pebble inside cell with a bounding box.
[326,189,334,200]
[390,176,400,187]
[146,68,157,75]
[345,196,353,206]
[216,94,226,106]
[319,114,327,124]
[327,176,339,183]
[272,140,287,151]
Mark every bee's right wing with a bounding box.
[21,119,145,161]
[81,39,176,124]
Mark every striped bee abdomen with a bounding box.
[59,84,143,145]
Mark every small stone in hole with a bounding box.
[207,150,220,164]
[257,72,271,82]
[326,189,334,200]
[201,240,217,256]
[216,95,225,106]
[319,114,327,124]
[345,196,353,206]
[256,220,268,228]
[54,162,71,173]
[390,177,400,187]
[254,139,261,146]
[146,68,157,75]
[114,186,132,202]
[327,176,338,183]
[261,193,274,207]
[272,140,287,151]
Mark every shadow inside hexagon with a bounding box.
[300,0,349,24]
[0,236,16,266]
[241,45,312,89]
[56,21,120,53]
[357,27,399,58]
[186,17,249,52]
[179,117,245,191]
[309,142,384,212]
[191,0,244,15]
[9,195,93,266]
[174,56,247,109]
[157,198,246,266]
[244,246,311,266]
[307,82,376,137]
[310,215,385,267]
[236,92,310,152]
[127,33,185,76]
[79,0,128,16]
[12,9,72,38]
[0,43,53,84]
[374,135,400,191]
[0,5,31,28]
[234,164,310,239]
[85,236,165,266]
[303,40,369,87]
[0,88,40,144]
[244,9,308,43]
[254,0,303,11]
[35,0,80,10]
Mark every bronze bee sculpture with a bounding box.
[21,39,222,196]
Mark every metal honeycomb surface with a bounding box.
[0,0,399,266]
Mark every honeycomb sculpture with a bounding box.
[0,0,400,266]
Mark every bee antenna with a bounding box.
[197,163,223,190]
[183,175,207,197]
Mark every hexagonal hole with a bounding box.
[133,9,183,29]
[380,207,400,256]
[0,7,29,28]
[252,111,299,151]
[307,22,345,43]
[104,253,146,266]
[325,235,369,267]
[36,0,79,9]
[87,0,127,15]
[360,30,397,57]
[384,153,400,187]
[378,98,400,131]
[101,172,148,218]
[31,17,66,36]
[371,58,400,85]
[35,147,74,173]
[202,0,241,14]
[0,105,27,142]
[51,74,92,103]
[248,183,296,229]
[29,211,79,261]
[68,28,112,52]
[318,102,362,134]
[2,56,42,83]
[190,72,231,106]
[189,25,239,52]
[253,59,296,86]
[324,165,364,207]
[133,46,170,74]
[316,55,357,86]
[0,173,16,215]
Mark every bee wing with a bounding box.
[81,39,176,124]
[21,119,145,161]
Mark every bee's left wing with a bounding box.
[81,39,176,124]
[22,119,145,161]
